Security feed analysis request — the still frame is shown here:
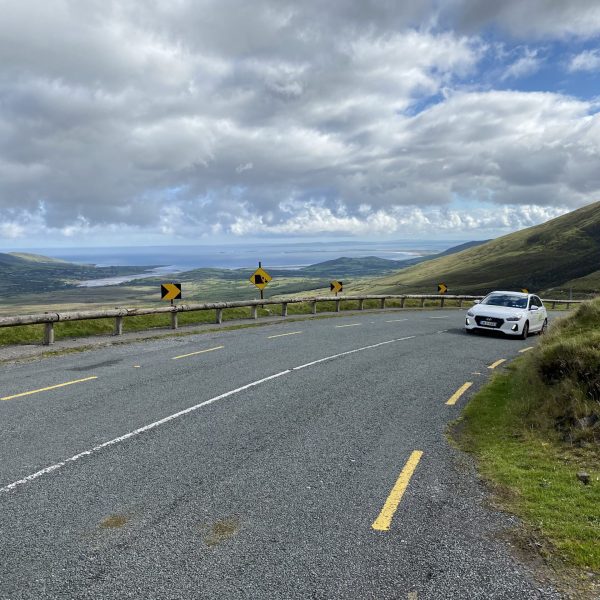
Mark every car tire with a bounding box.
[540,318,548,335]
[520,321,529,340]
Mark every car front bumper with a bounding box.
[465,317,524,336]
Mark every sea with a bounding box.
[26,240,462,287]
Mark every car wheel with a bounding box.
[539,318,548,335]
[520,321,529,340]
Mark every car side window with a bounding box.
[535,296,543,307]
[528,296,534,309]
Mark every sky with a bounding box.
[1,0,600,248]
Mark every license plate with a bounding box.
[480,320,498,327]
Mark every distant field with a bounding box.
[0,276,334,316]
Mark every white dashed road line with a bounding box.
[1,336,416,494]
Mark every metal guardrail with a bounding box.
[0,294,584,345]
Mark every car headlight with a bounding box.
[506,314,523,321]
[467,310,475,317]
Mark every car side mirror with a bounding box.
[530,305,539,311]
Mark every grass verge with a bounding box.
[452,298,600,597]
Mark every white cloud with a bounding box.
[0,222,25,239]
[235,162,254,174]
[568,49,600,72]
[0,1,599,244]
[501,48,541,80]
[229,203,570,236]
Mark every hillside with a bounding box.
[353,201,600,297]
[0,252,154,294]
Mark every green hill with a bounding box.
[0,252,154,294]
[352,201,600,297]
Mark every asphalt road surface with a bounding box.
[0,309,561,599]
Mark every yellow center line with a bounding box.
[519,346,534,353]
[488,359,506,369]
[1,376,98,401]
[171,346,224,360]
[336,323,361,328]
[267,331,302,339]
[446,382,473,406]
[372,450,423,532]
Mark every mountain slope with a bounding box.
[355,201,600,296]
[0,252,154,294]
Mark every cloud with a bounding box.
[568,49,600,72]
[235,162,253,174]
[501,48,541,80]
[229,203,569,236]
[444,0,600,39]
[0,1,599,244]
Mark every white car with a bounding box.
[465,291,548,339]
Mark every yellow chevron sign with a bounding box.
[438,282,448,295]
[521,288,529,294]
[250,267,272,290]
[330,280,343,294]
[161,283,182,301]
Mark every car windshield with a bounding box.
[482,294,527,308]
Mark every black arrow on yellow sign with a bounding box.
[330,280,343,295]
[161,283,182,301]
[438,282,448,295]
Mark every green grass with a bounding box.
[453,298,600,594]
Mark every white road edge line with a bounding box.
[0,335,415,494]
[385,319,408,323]
[335,323,361,328]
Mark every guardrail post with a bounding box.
[420,298,425,308]
[566,302,570,310]
[43,322,54,346]
[216,308,223,324]
[114,316,123,336]
[282,303,288,317]
[358,299,364,310]
[311,301,317,315]
[171,311,178,330]
[551,301,556,309]
[335,299,341,313]
[440,297,445,308]
[251,305,258,319]
[400,297,405,308]
[457,299,462,308]
[380,298,386,309]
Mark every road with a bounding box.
[0,309,560,599]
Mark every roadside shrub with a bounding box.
[526,299,600,446]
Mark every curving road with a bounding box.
[0,309,561,599]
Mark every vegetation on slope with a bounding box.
[358,201,600,297]
[454,298,600,596]
[0,252,154,294]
